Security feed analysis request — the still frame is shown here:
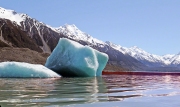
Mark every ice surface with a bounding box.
[45,38,108,77]
[0,62,60,78]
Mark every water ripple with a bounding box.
[0,75,180,106]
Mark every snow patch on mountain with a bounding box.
[0,7,28,26]
[56,24,105,45]
[105,41,180,66]
[170,54,180,65]
[127,46,171,65]
[162,54,175,61]
[105,41,127,54]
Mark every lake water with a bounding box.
[0,74,180,107]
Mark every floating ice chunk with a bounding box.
[45,38,108,77]
[0,62,60,78]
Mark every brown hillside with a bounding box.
[0,47,49,65]
[0,18,42,52]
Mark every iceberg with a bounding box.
[0,62,60,78]
[45,38,108,77]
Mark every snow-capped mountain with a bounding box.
[56,24,105,45]
[0,7,106,53]
[0,7,27,26]
[0,7,180,70]
[105,41,180,67]
[170,53,180,66]
[162,54,175,61]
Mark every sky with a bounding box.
[0,0,180,55]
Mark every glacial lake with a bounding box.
[0,74,180,107]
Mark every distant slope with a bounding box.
[106,41,180,68]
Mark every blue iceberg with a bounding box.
[45,38,108,77]
[0,62,60,78]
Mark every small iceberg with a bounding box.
[0,62,60,78]
[45,38,109,77]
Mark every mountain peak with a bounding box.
[130,46,141,50]
[56,24,104,45]
[63,24,78,29]
[0,7,29,26]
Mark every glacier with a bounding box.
[45,38,108,77]
[0,62,60,78]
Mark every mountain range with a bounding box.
[0,7,180,71]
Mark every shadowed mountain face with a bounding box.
[0,18,42,52]
[20,18,61,53]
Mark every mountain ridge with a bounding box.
[105,41,180,66]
